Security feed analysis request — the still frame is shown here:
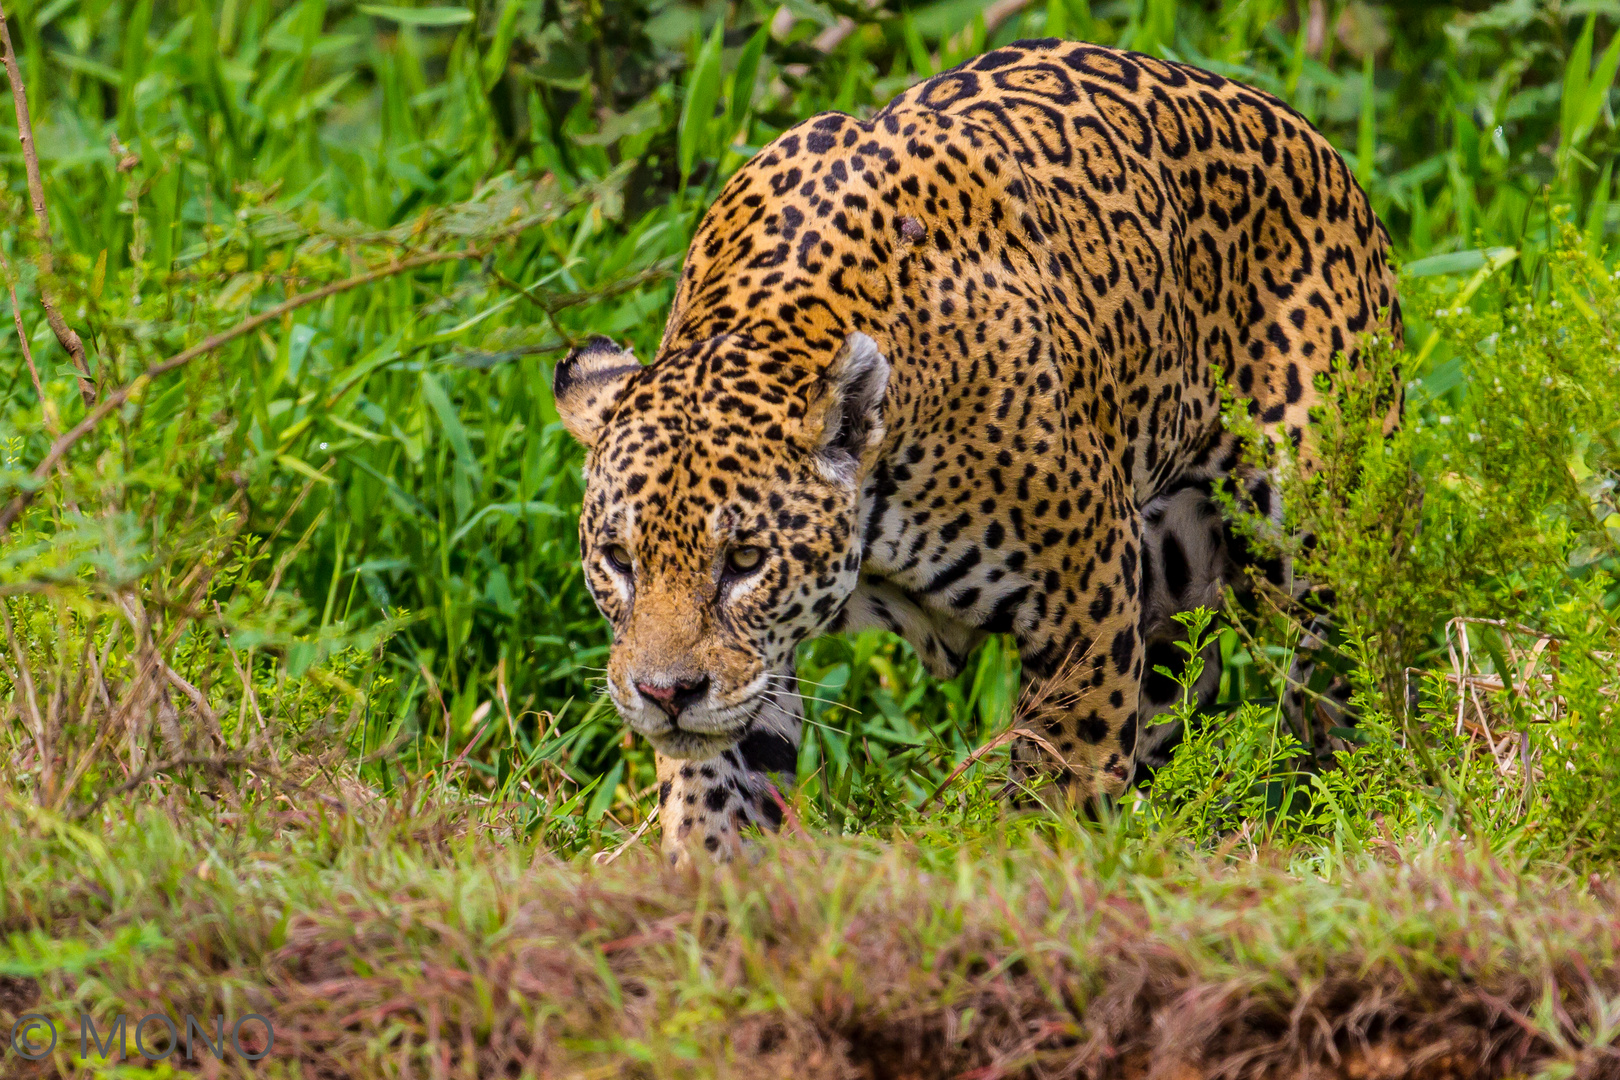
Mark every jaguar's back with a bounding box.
[907,43,1397,451]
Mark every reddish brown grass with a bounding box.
[2,799,1619,1079]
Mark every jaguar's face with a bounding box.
[555,332,889,758]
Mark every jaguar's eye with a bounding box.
[604,544,634,572]
[725,546,764,575]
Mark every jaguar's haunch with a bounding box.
[552,39,1402,863]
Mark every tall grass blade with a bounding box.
[678,19,726,189]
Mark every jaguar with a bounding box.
[552,38,1402,862]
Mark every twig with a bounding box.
[214,600,266,745]
[489,258,675,316]
[919,727,1067,814]
[0,2,94,405]
[0,249,472,532]
[0,600,50,798]
[486,259,676,352]
[591,804,659,865]
[50,626,125,812]
[108,590,224,748]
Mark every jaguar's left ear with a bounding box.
[806,332,890,482]
[552,337,643,448]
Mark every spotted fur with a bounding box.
[553,40,1402,862]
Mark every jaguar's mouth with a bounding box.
[626,692,767,760]
[645,725,750,760]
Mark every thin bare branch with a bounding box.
[0,2,94,405]
[50,623,125,812]
[0,600,54,802]
[591,804,659,865]
[0,248,470,532]
[489,257,676,316]
[919,727,1067,814]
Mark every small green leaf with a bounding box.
[1573,28,1620,150]
[726,23,770,146]
[276,453,335,485]
[1404,249,1487,278]
[678,19,725,185]
[481,0,523,89]
[1561,13,1596,153]
[1402,246,1517,279]
[1453,108,1480,179]
[359,4,472,27]
[448,500,568,548]
[1356,52,1376,187]
[585,761,623,822]
[1065,0,1091,36]
[50,49,122,84]
[1045,0,1067,39]
[287,639,320,678]
[903,14,934,80]
[90,249,106,300]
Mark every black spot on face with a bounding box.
[1142,641,1181,703]
[739,729,798,775]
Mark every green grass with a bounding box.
[3,797,1620,1077]
[0,1,1619,1072]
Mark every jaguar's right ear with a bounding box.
[552,337,642,448]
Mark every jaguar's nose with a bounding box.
[636,676,711,721]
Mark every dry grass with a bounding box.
[2,794,1619,1079]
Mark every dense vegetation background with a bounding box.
[0,0,1618,1074]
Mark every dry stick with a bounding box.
[487,260,675,352]
[0,248,472,532]
[213,601,267,747]
[111,590,226,747]
[591,804,660,866]
[490,258,675,316]
[0,601,49,796]
[922,636,1103,812]
[0,3,94,406]
[918,728,1067,814]
[50,626,125,812]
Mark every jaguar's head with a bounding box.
[553,331,889,758]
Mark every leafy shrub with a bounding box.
[1173,229,1620,863]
